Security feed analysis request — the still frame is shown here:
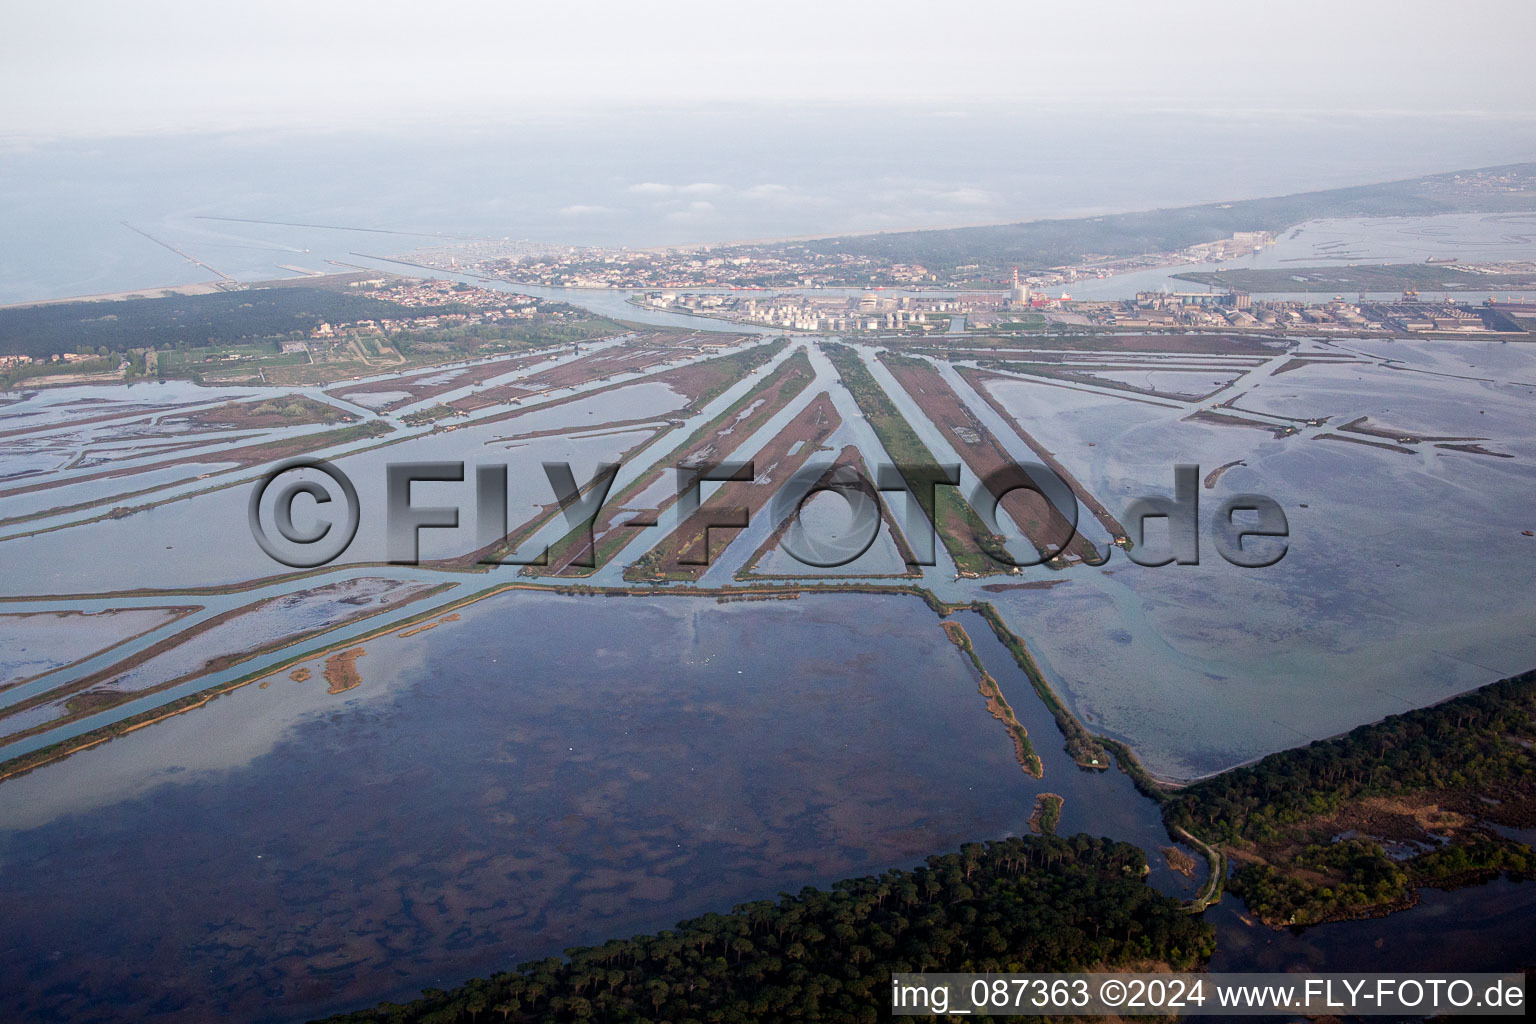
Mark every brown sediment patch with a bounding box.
[623,392,841,582]
[1185,409,1293,439]
[323,648,367,694]
[1323,795,1471,845]
[289,667,312,682]
[980,580,1067,592]
[1315,432,1415,454]
[958,365,1129,544]
[737,443,921,580]
[1162,846,1197,877]
[397,612,463,638]
[541,350,814,576]
[886,354,1099,566]
[1203,460,1245,489]
[1435,442,1514,458]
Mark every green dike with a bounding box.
[1163,668,1536,926]
[822,343,1000,575]
[314,835,1213,1024]
[965,601,1108,771]
[941,621,1042,777]
[539,346,810,574]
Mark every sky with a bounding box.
[4,0,1536,137]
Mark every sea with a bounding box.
[4,105,1536,304]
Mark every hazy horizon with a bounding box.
[4,0,1536,139]
[3,105,1536,304]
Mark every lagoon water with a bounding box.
[0,591,1148,1022]
[3,587,1530,1023]
[5,109,1536,1021]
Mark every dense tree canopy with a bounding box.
[0,288,421,358]
[317,836,1213,1024]
[1164,671,1536,846]
[1164,670,1536,925]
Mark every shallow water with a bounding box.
[0,590,1131,1023]
[967,348,1536,779]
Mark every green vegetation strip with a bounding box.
[823,344,999,575]
[942,621,1042,777]
[964,602,1107,769]
[1029,793,1064,835]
